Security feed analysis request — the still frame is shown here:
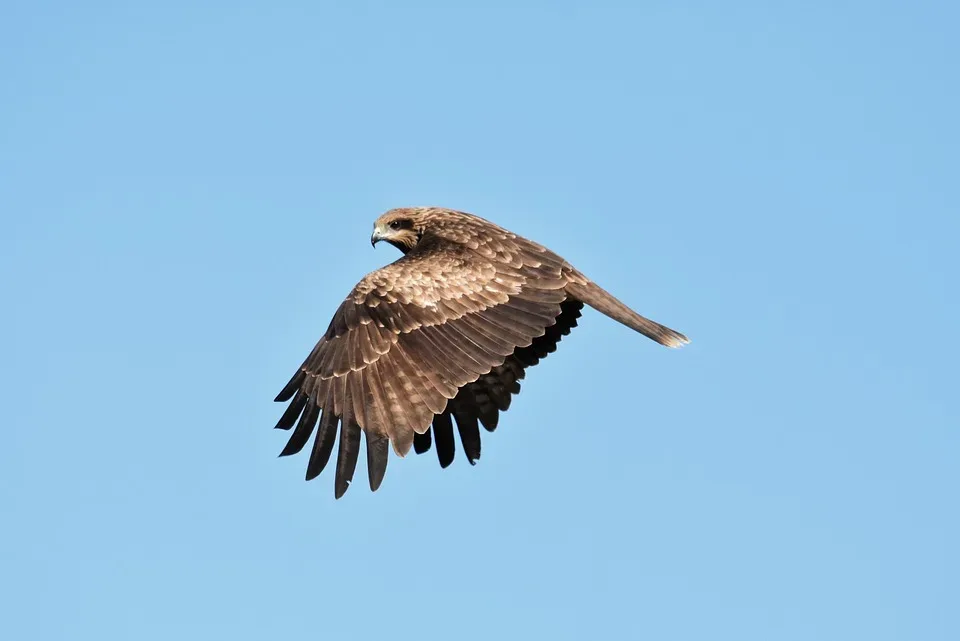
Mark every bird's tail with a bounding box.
[564,276,690,348]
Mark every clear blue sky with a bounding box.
[2,2,957,640]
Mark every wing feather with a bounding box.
[392,340,458,404]
[442,308,516,357]
[274,367,306,403]
[306,393,338,481]
[458,307,532,346]
[482,303,546,338]
[365,430,390,491]
[279,400,320,457]
[430,322,501,371]
[351,370,369,434]
[335,417,362,498]
[358,321,389,366]
[274,390,307,431]
[377,362,417,456]
[413,428,432,454]
[363,359,393,442]
[386,342,449,417]
[401,328,476,384]
[452,403,481,465]
[432,412,456,468]
[417,323,489,376]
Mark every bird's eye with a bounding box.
[389,219,407,230]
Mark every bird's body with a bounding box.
[274,207,689,498]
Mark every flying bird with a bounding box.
[273,207,689,498]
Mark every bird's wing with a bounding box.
[273,233,571,498]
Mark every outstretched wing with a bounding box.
[273,231,572,498]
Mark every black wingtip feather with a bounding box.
[413,429,432,455]
[279,401,320,457]
[433,412,456,469]
[274,371,305,403]
[274,390,308,430]
[365,432,389,492]
[453,410,481,465]
[334,420,362,499]
[477,402,499,432]
[305,409,338,481]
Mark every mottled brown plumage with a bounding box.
[274,207,689,498]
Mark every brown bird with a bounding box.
[274,207,689,498]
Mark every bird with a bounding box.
[273,207,689,498]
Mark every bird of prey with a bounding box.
[273,207,689,498]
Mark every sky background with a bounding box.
[2,2,957,640]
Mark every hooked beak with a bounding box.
[371,227,384,247]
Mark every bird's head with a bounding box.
[370,207,431,254]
